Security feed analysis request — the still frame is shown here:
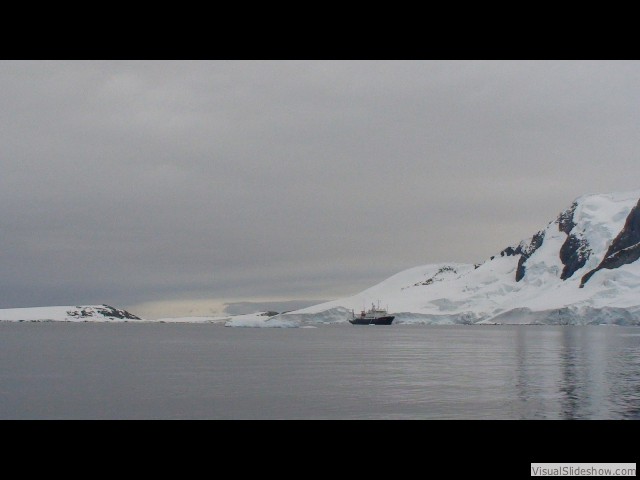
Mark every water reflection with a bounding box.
[512,326,640,419]
[606,339,640,419]
[0,323,639,419]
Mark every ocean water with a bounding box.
[0,323,638,419]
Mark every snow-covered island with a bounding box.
[0,305,142,322]
[0,305,277,325]
[3,189,640,327]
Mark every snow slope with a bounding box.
[259,189,640,327]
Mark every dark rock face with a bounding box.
[581,243,640,286]
[98,305,141,320]
[497,231,545,282]
[559,234,591,280]
[581,199,640,287]
[605,198,640,254]
[554,201,591,280]
[500,246,518,257]
[515,231,545,282]
[557,202,577,234]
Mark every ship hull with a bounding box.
[349,316,395,325]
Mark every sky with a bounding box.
[1,60,639,318]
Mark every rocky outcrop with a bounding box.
[555,202,592,280]
[557,202,577,234]
[581,199,640,287]
[67,304,141,320]
[560,234,591,280]
[499,231,545,282]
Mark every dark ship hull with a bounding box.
[349,315,395,325]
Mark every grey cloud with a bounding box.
[1,60,639,312]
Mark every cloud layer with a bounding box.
[2,61,639,315]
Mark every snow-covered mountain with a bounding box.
[0,305,141,322]
[256,189,640,327]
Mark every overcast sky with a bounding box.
[1,60,639,317]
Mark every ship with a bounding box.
[350,303,395,325]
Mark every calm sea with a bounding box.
[0,323,638,419]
